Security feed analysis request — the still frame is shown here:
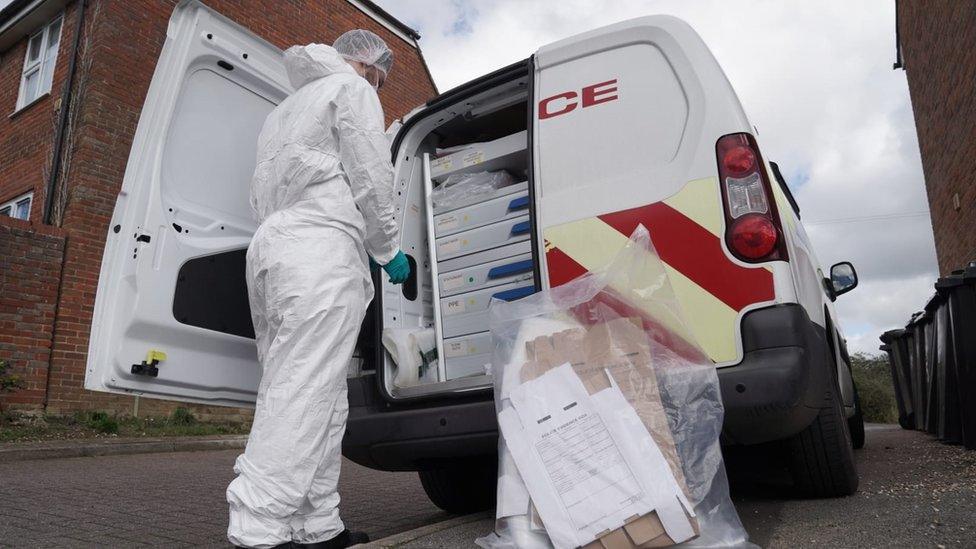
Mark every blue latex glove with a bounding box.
[382,251,411,284]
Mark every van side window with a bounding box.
[770,161,800,218]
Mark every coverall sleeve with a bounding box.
[336,79,400,265]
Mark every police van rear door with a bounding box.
[85,2,290,407]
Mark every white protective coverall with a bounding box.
[227,44,399,548]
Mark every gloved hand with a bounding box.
[382,251,411,284]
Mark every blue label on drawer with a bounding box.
[510,221,531,235]
[507,196,530,211]
[487,259,534,279]
[492,286,536,302]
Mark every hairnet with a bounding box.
[333,29,394,78]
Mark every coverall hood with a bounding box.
[283,44,356,90]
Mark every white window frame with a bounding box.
[17,14,63,111]
[1,192,34,221]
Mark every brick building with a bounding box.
[0,0,437,417]
[895,1,976,275]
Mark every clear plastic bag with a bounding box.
[431,170,516,211]
[479,225,751,549]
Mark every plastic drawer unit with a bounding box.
[432,180,528,217]
[443,332,492,380]
[433,188,530,237]
[435,215,531,261]
[429,131,527,181]
[440,281,535,338]
[438,250,534,297]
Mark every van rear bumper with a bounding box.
[343,304,830,470]
[718,304,832,445]
[343,388,497,472]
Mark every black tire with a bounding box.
[788,364,859,497]
[418,458,496,514]
[848,383,866,450]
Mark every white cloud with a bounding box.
[377,0,939,355]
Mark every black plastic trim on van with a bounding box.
[369,58,533,406]
[770,161,801,218]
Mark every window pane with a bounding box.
[27,34,42,62]
[23,69,40,103]
[41,57,56,93]
[46,19,62,60]
[48,18,62,44]
[0,207,10,217]
[14,198,31,220]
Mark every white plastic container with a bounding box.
[443,331,492,380]
[429,130,527,182]
[435,215,531,261]
[439,252,534,297]
[440,280,535,338]
[434,188,530,237]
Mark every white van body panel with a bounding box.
[85,1,289,406]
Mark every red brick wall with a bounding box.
[0,218,66,412]
[0,0,437,417]
[898,1,976,275]
[0,2,82,224]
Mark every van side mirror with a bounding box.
[830,262,858,297]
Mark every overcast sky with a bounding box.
[376,0,937,356]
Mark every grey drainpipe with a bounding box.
[42,0,86,225]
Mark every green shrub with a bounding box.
[169,407,197,426]
[850,352,899,424]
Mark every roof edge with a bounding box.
[346,0,421,43]
[0,0,69,52]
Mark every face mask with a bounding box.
[364,66,385,91]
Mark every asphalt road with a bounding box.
[1,424,974,547]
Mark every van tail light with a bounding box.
[716,133,788,263]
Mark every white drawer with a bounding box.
[442,331,492,380]
[437,241,531,274]
[439,252,533,297]
[435,215,530,261]
[432,180,528,216]
[440,281,535,338]
[429,131,527,183]
[433,189,530,237]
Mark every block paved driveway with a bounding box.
[0,451,449,547]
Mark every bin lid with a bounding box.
[880,328,906,342]
[936,274,964,291]
[964,264,976,283]
[906,310,926,328]
[924,291,942,313]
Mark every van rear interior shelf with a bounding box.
[382,75,534,399]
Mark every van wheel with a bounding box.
[788,372,859,497]
[848,383,865,449]
[418,458,496,514]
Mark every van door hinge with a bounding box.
[131,350,167,377]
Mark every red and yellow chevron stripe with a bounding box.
[543,177,776,363]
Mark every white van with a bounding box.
[86,1,864,511]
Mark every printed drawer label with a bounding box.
[462,150,485,167]
[436,214,460,232]
[445,339,476,358]
[431,157,453,172]
[438,237,461,255]
[441,272,472,292]
[443,297,466,315]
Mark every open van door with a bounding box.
[85,1,291,407]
